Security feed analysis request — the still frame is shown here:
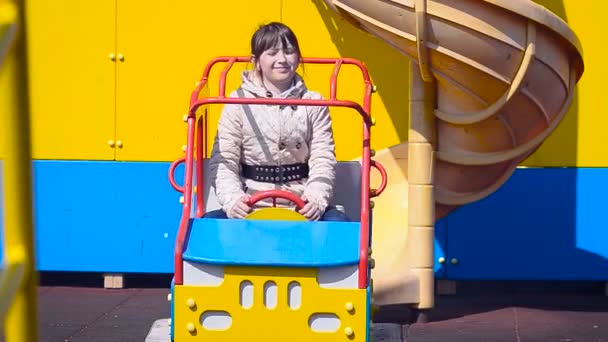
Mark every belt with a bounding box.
[241,163,309,183]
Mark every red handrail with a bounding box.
[168,157,185,193]
[174,115,197,284]
[330,60,343,100]
[370,160,388,198]
[195,116,205,217]
[189,97,371,126]
[174,57,375,288]
[190,57,373,106]
[218,57,237,97]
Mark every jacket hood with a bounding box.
[240,70,308,99]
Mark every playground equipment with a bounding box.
[0,0,39,341]
[166,0,584,338]
[167,56,387,341]
[321,0,584,311]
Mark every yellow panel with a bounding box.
[174,266,368,341]
[282,0,411,161]
[523,1,608,167]
[245,207,307,221]
[26,0,116,160]
[115,0,280,162]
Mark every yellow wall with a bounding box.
[21,0,281,162]
[1,0,605,166]
[287,0,608,166]
[113,1,280,162]
[282,1,411,161]
[204,1,413,161]
[10,0,409,162]
[523,0,608,167]
[25,0,116,160]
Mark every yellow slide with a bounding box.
[323,0,584,307]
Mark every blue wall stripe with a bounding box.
[440,167,608,280]
[575,170,608,259]
[1,161,606,280]
[32,160,184,273]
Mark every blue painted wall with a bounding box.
[2,161,606,280]
[32,161,183,273]
[436,168,608,280]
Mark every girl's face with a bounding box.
[256,41,300,88]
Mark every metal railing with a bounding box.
[0,0,38,340]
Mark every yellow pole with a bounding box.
[407,61,436,311]
[1,0,39,340]
[407,0,437,315]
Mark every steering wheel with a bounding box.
[246,189,307,210]
[245,190,307,221]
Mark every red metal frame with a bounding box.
[173,56,382,289]
[370,160,387,198]
[168,157,185,193]
[195,115,205,218]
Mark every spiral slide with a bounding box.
[323,0,584,306]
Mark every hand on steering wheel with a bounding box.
[298,195,323,221]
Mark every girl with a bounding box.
[205,22,348,222]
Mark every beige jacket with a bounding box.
[209,71,337,215]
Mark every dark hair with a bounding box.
[251,22,302,61]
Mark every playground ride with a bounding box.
[168,57,387,341]
[322,0,584,310]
